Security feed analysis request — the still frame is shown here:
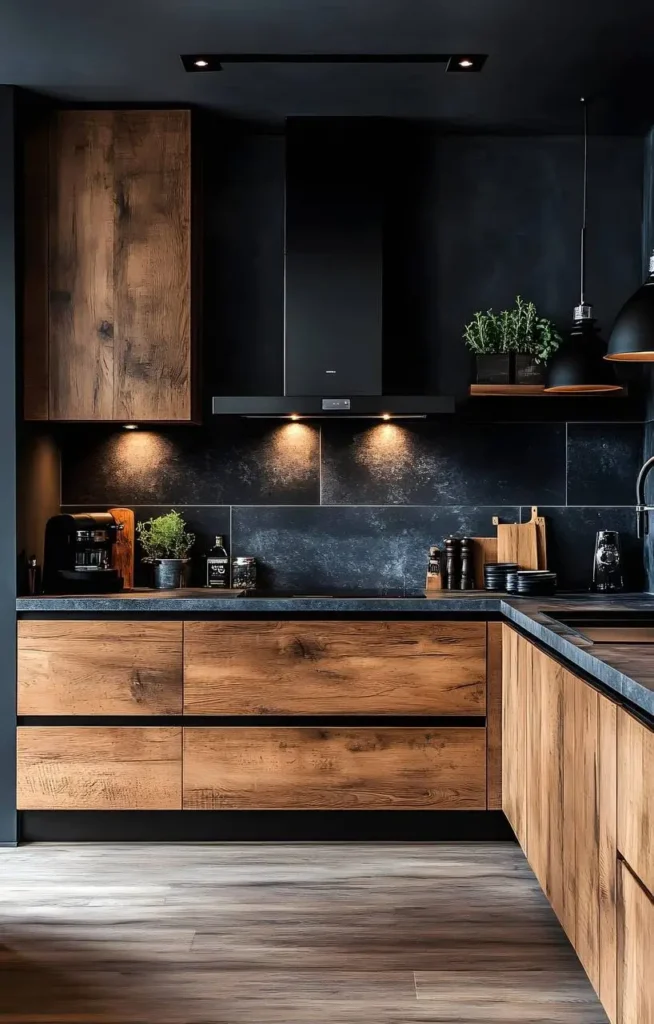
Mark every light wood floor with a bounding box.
[0,842,608,1022]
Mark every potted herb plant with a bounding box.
[464,296,561,385]
[136,510,195,590]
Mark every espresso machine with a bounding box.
[43,512,125,594]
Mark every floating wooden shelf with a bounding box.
[469,384,626,397]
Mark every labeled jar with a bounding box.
[232,556,257,590]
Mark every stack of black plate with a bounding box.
[506,570,557,596]
[483,563,519,591]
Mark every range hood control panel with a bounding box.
[321,398,351,411]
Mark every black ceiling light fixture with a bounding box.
[605,254,654,361]
[544,98,621,393]
[180,53,487,72]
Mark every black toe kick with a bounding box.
[19,810,515,844]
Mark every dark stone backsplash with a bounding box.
[60,419,645,593]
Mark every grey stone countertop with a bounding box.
[15,589,654,720]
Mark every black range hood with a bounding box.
[212,120,454,418]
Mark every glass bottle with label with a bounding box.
[206,535,230,588]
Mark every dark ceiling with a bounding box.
[2,0,654,132]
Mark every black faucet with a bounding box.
[636,456,654,538]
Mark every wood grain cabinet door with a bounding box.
[17,727,182,810]
[18,620,183,715]
[618,861,654,1024]
[183,727,487,810]
[618,708,654,897]
[34,108,194,422]
[183,620,486,716]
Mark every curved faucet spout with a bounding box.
[636,455,654,538]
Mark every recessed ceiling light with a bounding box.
[290,413,300,421]
[446,54,487,73]
[123,424,138,430]
[180,54,222,72]
[381,413,391,421]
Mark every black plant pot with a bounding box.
[475,354,511,385]
[514,353,544,385]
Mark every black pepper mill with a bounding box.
[460,537,473,590]
[445,536,461,590]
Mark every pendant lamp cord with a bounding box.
[580,97,588,306]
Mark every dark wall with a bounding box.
[44,120,649,597]
[1,86,17,844]
[60,417,644,593]
[206,123,644,402]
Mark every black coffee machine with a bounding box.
[43,512,125,594]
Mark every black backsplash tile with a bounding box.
[520,506,642,592]
[321,421,566,506]
[62,505,231,587]
[232,505,520,594]
[566,422,644,506]
[61,422,320,506]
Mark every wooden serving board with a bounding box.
[109,507,135,589]
[492,507,545,570]
[472,537,498,589]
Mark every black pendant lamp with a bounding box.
[605,252,654,361]
[545,99,621,393]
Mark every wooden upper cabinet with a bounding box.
[24,108,197,422]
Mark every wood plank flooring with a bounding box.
[0,843,608,1022]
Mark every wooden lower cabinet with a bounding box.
[501,624,528,848]
[17,727,182,809]
[183,620,486,716]
[18,620,183,715]
[618,708,654,897]
[618,861,654,1024]
[502,628,618,1022]
[182,727,487,810]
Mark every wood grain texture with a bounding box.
[23,113,50,420]
[525,648,576,944]
[598,696,618,1024]
[472,536,498,589]
[17,727,182,809]
[496,520,539,569]
[183,620,486,716]
[486,621,502,809]
[574,678,601,993]
[18,644,182,716]
[0,844,606,1021]
[49,110,115,420]
[18,619,182,644]
[18,619,182,716]
[109,507,135,589]
[183,727,486,810]
[619,860,654,1024]
[112,110,192,421]
[618,708,654,897]
[502,625,528,849]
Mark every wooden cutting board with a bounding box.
[109,507,135,589]
[492,507,541,570]
[472,537,498,589]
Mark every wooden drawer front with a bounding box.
[183,726,486,810]
[17,727,182,809]
[183,620,486,716]
[619,861,654,1024]
[618,709,654,895]
[18,620,183,715]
